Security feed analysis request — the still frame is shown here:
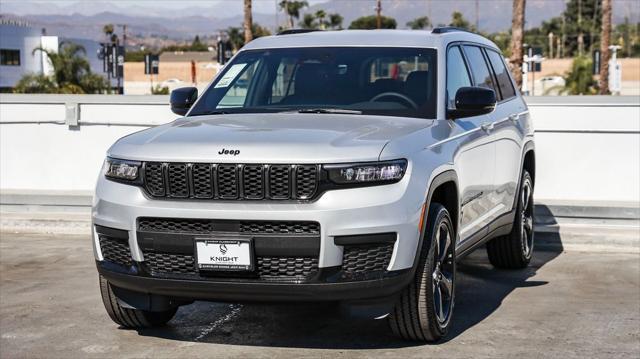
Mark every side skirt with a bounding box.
[455,209,515,261]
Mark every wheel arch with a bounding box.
[522,141,536,186]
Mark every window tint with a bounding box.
[446,46,471,108]
[486,50,516,99]
[462,45,497,94]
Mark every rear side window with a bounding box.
[462,45,498,94]
[446,46,472,108]
[486,50,517,99]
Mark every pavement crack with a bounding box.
[194,304,243,342]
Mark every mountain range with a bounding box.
[1,0,638,42]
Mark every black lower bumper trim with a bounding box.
[97,263,412,303]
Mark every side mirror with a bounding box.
[170,87,198,116]
[448,87,496,119]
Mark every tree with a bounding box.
[449,12,473,31]
[407,16,431,30]
[190,35,208,51]
[598,0,611,94]
[15,42,109,94]
[509,0,526,89]
[244,0,253,44]
[563,56,597,94]
[227,23,272,51]
[279,0,308,29]
[103,23,118,44]
[349,15,397,30]
[299,10,343,30]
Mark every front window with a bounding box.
[190,47,437,119]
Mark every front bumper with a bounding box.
[92,171,424,271]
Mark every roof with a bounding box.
[159,51,216,63]
[243,29,498,51]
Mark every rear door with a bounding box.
[447,45,495,243]
[484,48,527,218]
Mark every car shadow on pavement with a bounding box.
[134,241,564,349]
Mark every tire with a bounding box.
[486,170,534,269]
[99,275,177,328]
[388,203,456,342]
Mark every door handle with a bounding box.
[481,122,494,132]
[508,113,519,123]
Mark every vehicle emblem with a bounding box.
[218,148,240,156]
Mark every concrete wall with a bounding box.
[1,94,639,207]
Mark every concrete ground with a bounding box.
[0,232,638,358]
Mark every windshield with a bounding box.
[189,47,437,119]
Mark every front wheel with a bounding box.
[388,203,456,342]
[99,275,177,328]
[486,170,534,269]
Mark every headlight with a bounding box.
[103,157,141,181]
[324,159,407,185]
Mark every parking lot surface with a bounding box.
[0,232,638,358]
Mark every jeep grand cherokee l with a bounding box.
[93,28,535,342]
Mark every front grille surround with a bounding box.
[142,162,320,201]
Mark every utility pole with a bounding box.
[475,0,479,31]
[599,0,612,94]
[376,0,382,29]
[548,32,554,59]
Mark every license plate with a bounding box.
[195,238,253,271]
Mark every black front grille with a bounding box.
[342,243,394,274]
[138,217,320,235]
[143,162,319,201]
[99,236,131,267]
[142,253,318,281]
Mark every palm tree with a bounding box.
[329,13,343,30]
[509,0,526,89]
[599,0,612,94]
[279,0,308,29]
[315,9,327,30]
[16,42,109,94]
[407,16,431,30]
[243,0,253,44]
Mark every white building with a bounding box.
[0,19,58,90]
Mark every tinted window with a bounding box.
[190,47,438,119]
[462,46,497,94]
[0,49,20,66]
[446,46,472,108]
[486,50,516,99]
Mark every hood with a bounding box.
[108,113,434,163]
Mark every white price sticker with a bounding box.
[214,63,248,88]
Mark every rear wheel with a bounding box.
[486,170,534,269]
[388,203,455,342]
[99,275,177,328]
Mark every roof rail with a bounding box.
[277,29,322,36]
[431,27,475,35]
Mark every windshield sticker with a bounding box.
[214,63,247,88]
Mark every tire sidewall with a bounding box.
[420,204,456,336]
[514,171,534,262]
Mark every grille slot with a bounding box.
[144,162,165,196]
[167,163,188,197]
[99,236,131,267]
[342,243,394,274]
[257,257,318,279]
[142,162,318,201]
[217,164,238,199]
[138,217,320,235]
[192,164,213,198]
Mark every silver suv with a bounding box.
[93,28,535,342]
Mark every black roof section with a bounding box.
[277,29,323,36]
[431,27,476,35]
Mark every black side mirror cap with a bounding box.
[170,87,198,116]
[448,86,497,119]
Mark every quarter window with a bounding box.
[446,46,471,108]
[462,45,497,94]
[0,49,20,66]
[486,50,517,99]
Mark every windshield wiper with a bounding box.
[297,108,362,115]
[189,110,230,116]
